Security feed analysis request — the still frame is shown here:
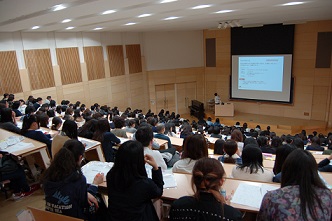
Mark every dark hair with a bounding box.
[237,145,263,174]
[25,105,35,115]
[192,158,225,208]
[62,120,78,139]
[78,119,98,138]
[128,119,136,127]
[107,140,147,191]
[257,136,268,147]
[93,118,110,142]
[223,140,238,164]
[281,149,327,220]
[156,123,165,133]
[11,101,20,110]
[51,117,62,131]
[310,136,321,146]
[0,108,14,123]
[36,112,49,128]
[73,109,81,120]
[243,137,258,148]
[182,134,208,160]
[42,139,84,182]
[181,125,192,136]
[113,116,125,129]
[273,144,296,175]
[271,136,282,148]
[21,114,38,134]
[214,139,225,155]
[292,137,304,149]
[135,126,153,147]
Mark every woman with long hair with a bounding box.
[172,134,208,174]
[51,120,78,158]
[92,118,120,162]
[21,114,52,156]
[170,158,242,220]
[257,149,332,220]
[42,139,103,220]
[107,140,163,220]
[231,145,273,182]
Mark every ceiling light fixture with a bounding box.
[191,5,212,9]
[164,16,179,20]
[31,26,40,30]
[62,19,71,23]
[52,4,66,11]
[102,10,116,15]
[125,22,136,26]
[160,0,177,3]
[93,27,103,30]
[215,10,234,14]
[281,1,305,6]
[66,27,75,30]
[138,14,152,18]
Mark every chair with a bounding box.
[0,179,11,199]
[207,99,215,112]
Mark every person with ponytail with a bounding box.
[42,139,104,220]
[218,139,242,165]
[257,149,332,220]
[170,158,242,220]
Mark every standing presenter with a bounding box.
[214,93,220,105]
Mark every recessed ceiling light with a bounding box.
[93,27,103,30]
[125,22,136,26]
[164,16,179,20]
[138,14,152,18]
[66,27,75,30]
[31,26,40,30]
[53,4,66,11]
[281,1,305,6]
[62,19,71,23]
[102,10,116,15]
[215,10,234,14]
[191,5,212,10]
[160,0,177,3]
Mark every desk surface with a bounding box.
[0,128,46,156]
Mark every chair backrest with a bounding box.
[27,207,83,221]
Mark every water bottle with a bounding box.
[220,188,226,199]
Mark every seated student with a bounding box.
[318,153,332,172]
[180,124,193,139]
[214,118,221,127]
[154,123,172,149]
[21,114,52,156]
[231,129,244,155]
[231,145,274,182]
[111,116,128,138]
[78,119,98,139]
[92,118,120,162]
[218,140,242,165]
[170,158,242,220]
[107,140,164,221]
[210,126,222,139]
[323,135,332,155]
[164,122,176,137]
[270,136,283,149]
[0,108,20,134]
[292,137,305,149]
[272,144,296,183]
[42,140,103,220]
[51,120,78,158]
[205,117,213,127]
[214,139,225,155]
[172,134,208,174]
[125,119,137,133]
[257,136,276,154]
[135,126,167,171]
[11,101,23,117]
[257,149,332,221]
[306,136,324,151]
[0,152,39,200]
[36,112,50,128]
[50,117,62,131]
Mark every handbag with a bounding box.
[0,153,19,175]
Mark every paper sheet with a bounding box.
[3,142,35,154]
[231,183,278,209]
[78,138,99,151]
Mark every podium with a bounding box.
[215,103,234,117]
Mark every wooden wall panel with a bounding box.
[0,51,23,94]
[206,38,216,67]
[23,49,55,90]
[83,46,105,80]
[56,47,82,85]
[107,45,125,77]
[126,44,142,74]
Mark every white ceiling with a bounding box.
[0,0,331,33]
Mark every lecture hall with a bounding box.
[0,0,332,221]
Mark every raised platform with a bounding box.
[211,112,327,135]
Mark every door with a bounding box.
[155,84,175,113]
[176,82,197,115]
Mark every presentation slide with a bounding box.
[231,55,292,103]
[238,56,284,92]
